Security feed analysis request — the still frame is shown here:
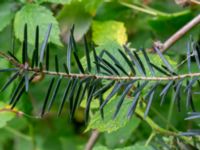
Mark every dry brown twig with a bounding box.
[154,14,200,52]
[175,0,200,7]
[85,130,100,150]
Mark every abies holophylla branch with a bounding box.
[0,24,200,124]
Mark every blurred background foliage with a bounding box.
[0,0,200,149]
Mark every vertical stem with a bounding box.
[85,129,100,150]
[145,132,156,146]
[4,126,32,141]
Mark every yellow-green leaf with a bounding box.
[92,20,127,46]
[0,102,16,128]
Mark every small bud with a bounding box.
[32,73,45,83]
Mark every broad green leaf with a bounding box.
[60,136,86,150]
[0,102,16,128]
[83,0,103,15]
[93,143,154,150]
[104,116,140,148]
[57,1,92,42]
[115,143,154,150]
[93,145,109,150]
[80,98,100,109]
[0,2,15,32]
[85,96,138,133]
[80,87,114,109]
[15,140,34,150]
[36,0,71,4]
[14,4,62,46]
[92,20,127,46]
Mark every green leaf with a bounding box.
[92,20,127,46]
[83,0,103,15]
[85,96,138,133]
[57,1,92,42]
[93,143,154,150]
[0,2,15,32]
[115,143,154,150]
[104,116,140,148]
[0,102,16,128]
[90,21,130,73]
[14,4,62,46]
[36,0,71,4]
[15,140,34,150]
[80,87,114,109]
[93,145,109,150]
[80,98,100,109]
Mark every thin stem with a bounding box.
[85,129,100,150]
[191,0,200,5]
[157,14,200,52]
[1,50,200,82]
[151,106,178,132]
[135,107,192,143]
[119,1,158,16]
[0,51,22,68]
[145,132,156,146]
[31,69,200,81]
[136,108,178,136]
[4,126,32,141]
[176,53,195,69]
[119,1,190,18]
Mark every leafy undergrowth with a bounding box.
[0,0,200,150]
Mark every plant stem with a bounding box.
[151,106,178,132]
[119,1,158,16]
[4,126,32,141]
[191,0,200,5]
[157,14,200,52]
[136,108,178,136]
[31,69,200,81]
[119,1,190,18]
[135,107,192,143]
[85,129,100,150]
[145,132,156,146]
[1,50,200,82]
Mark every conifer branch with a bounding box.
[29,68,200,81]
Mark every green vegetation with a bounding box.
[0,0,200,149]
